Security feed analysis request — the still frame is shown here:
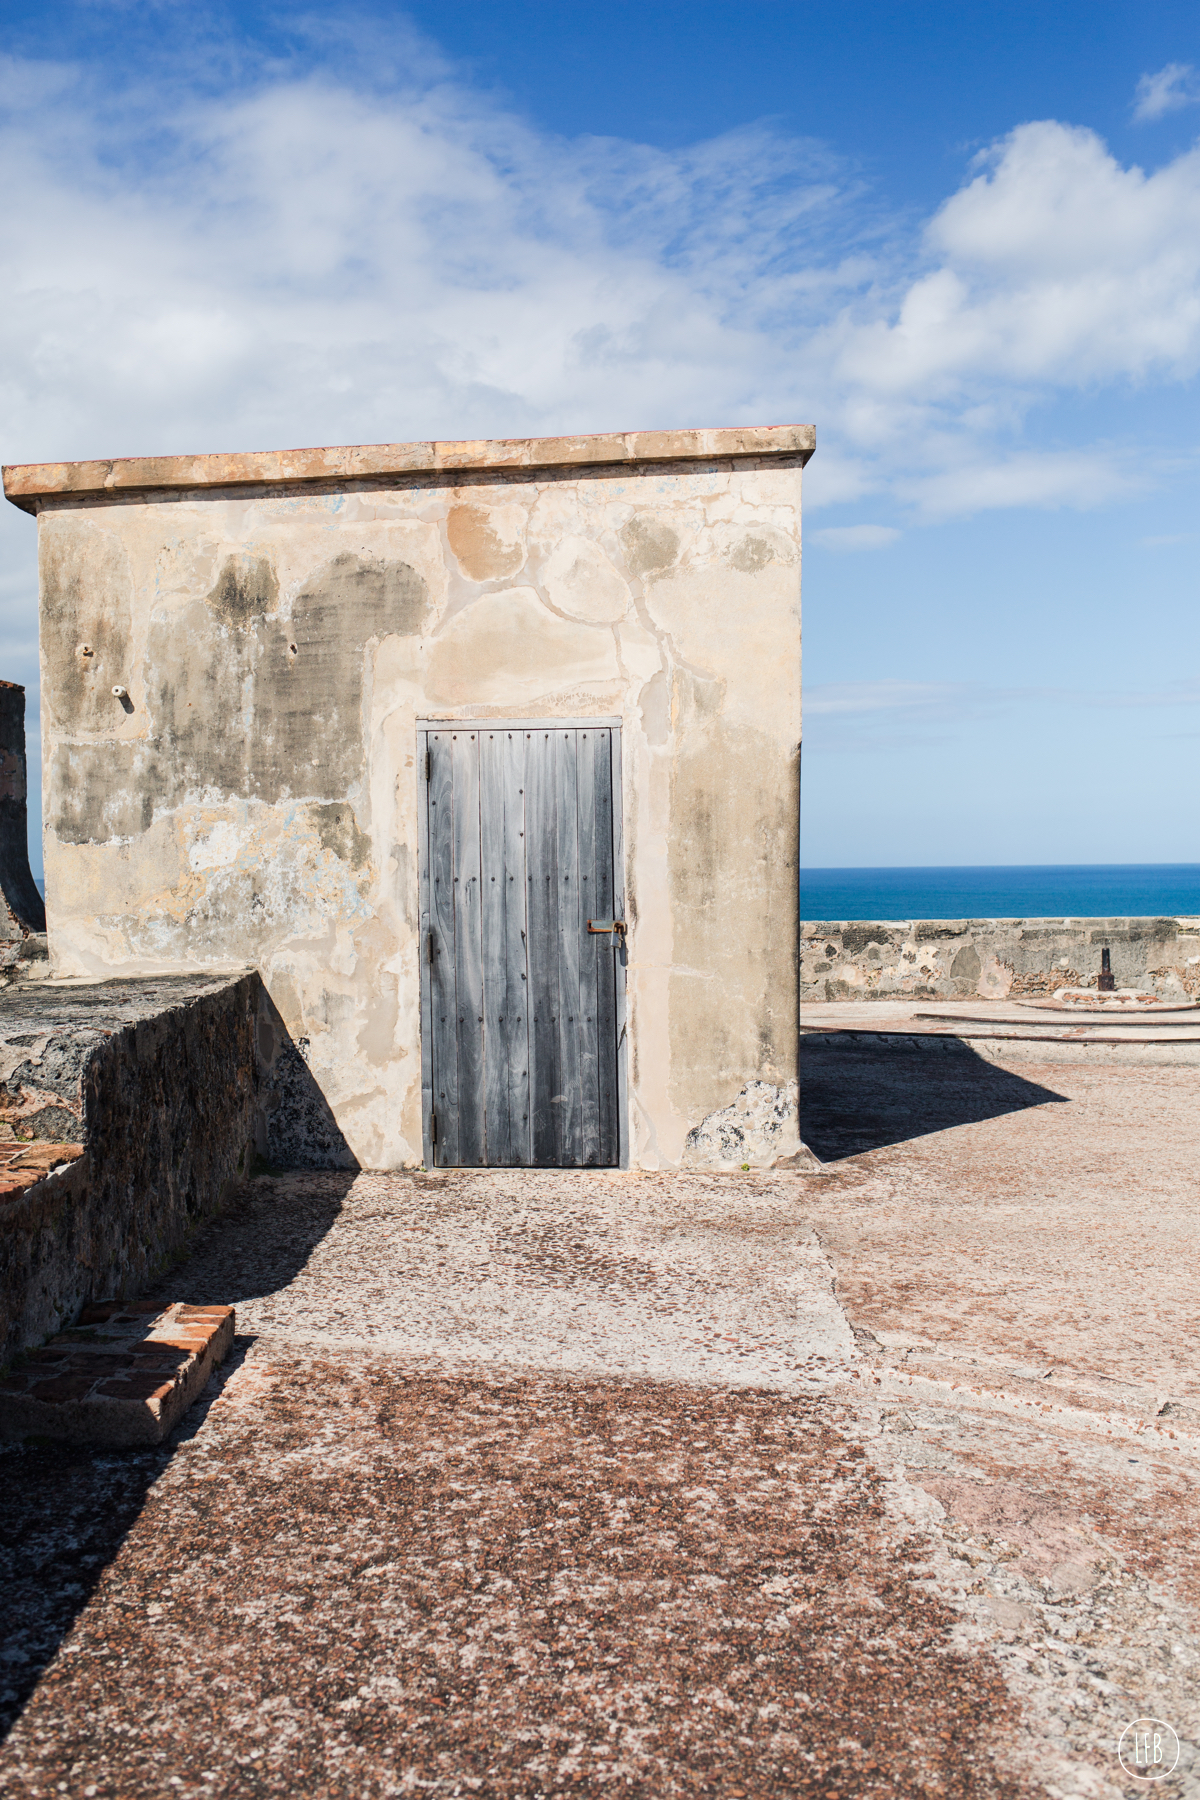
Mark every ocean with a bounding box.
[33,868,1200,922]
[800,864,1200,922]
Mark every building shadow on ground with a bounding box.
[141,1169,360,1310]
[799,1033,1069,1161]
[0,1168,359,1743]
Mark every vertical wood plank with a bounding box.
[526,728,560,1166]
[592,727,620,1166]
[575,730,601,1165]
[452,728,485,1166]
[479,728,510,1164]
[417,730,435,1169]
[610,726,629,1168]
[502,729,532,1165]
[555,730,582,1165]
[427,729,460,1167]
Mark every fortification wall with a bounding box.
[800,917,1200,1004]
[0,974,300,1362]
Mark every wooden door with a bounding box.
[418,721,625,1168]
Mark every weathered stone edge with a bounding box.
[2,424,816,512]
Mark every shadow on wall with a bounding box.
[799,1034,1069,1161]
[256,988,358,1172]
[0,972,359,1370]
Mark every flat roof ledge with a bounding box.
[1,424,815,513]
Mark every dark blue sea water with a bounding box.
[31,870,1200,921]
[801,865,1200,922]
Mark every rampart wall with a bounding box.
[0,971,354,1364]
[0,977,260,1360]
[801,917,1200,1004]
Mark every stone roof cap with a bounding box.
[2,424,815,513]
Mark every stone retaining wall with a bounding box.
[801,917,1200,1003]
[0,975,265,1361]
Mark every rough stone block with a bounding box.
[0,1301,234,1444]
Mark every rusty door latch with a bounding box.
[587,920,627,938]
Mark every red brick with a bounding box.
[127,1343,190,1364]
[30,1376,99,1402]
[77,1304,121,1324]
[96,1375,176,1402]
[177,1305,233,1320]
[151,1334,212,1353]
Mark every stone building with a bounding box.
[3,425,812,1171]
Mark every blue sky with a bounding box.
[2,1,1199,875]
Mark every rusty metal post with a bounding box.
[1098,946,1115,992]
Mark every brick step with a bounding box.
[0,1301,235,1445]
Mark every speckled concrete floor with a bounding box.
[2,1044,1198,1798]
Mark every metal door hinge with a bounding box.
[428,932,437,963]
[425,749,432,780]
[430,1111,437,1144]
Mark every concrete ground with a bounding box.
[2,1034,1199,1797]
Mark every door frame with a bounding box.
[416,717,628,1170]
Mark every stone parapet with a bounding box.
[0,975,263,1361]
[2,424,815,512]
[801,916,1200,1003]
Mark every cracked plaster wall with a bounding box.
[36,458,803,1169]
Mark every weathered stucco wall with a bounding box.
[801,918,1200,1003]
[22,433,807,1169]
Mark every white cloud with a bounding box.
[902,448,1138,518]
[1,42,1199,550]
[824,122,1200,409]
[809,524,900,551]
[1134,63,1200,123]
[806,675,1200,724]
[0,57,858,464]
[806,681,986,718]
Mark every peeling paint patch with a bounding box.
[683,1079,800,1169]
[188,821,242,871]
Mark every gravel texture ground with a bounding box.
[1,1036,1198,1798]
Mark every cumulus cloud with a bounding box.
[825,121,1200,405]
[1,40,1199,539]
[1133,63,1200,123]
[0,54,859,465]
[4,24,1200,871]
